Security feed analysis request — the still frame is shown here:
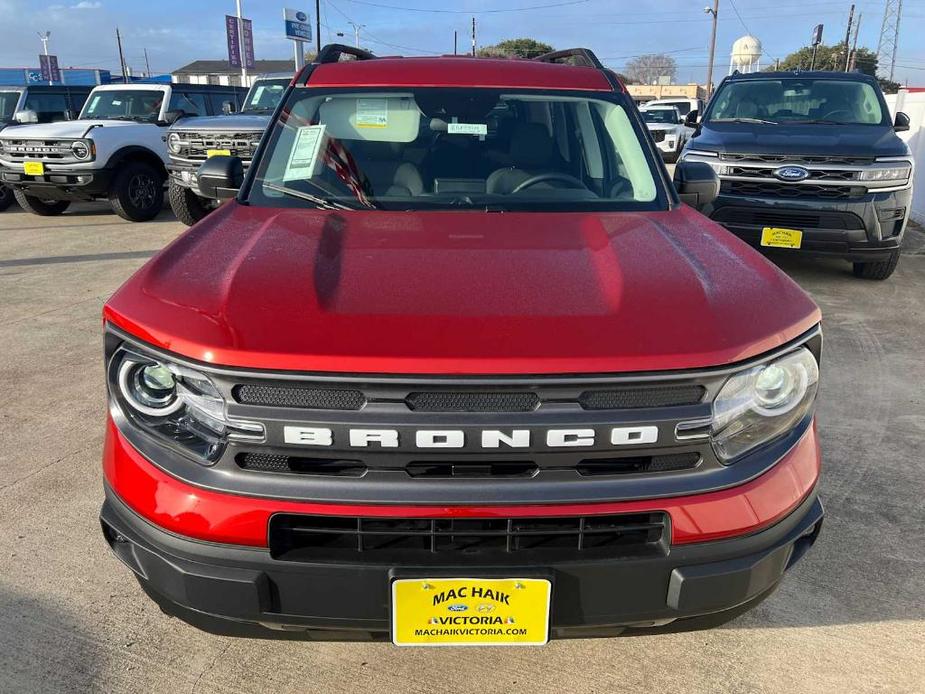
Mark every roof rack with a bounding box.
[315,43,377,65]
[532,48,603,70]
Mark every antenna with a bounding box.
[876,0,903,82]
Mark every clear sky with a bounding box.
[0,0,923,85]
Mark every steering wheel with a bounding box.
[819,109,853,121]
[510,173,587,194]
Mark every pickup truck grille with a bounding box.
[268,511,668,563]
[651,130,667,143]
[0,139,80,163]
[721,180,860,200]
[725,166,859,182]
[719,153,875,166]
[171,131,262,162]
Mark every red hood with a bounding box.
[104,202,820,374]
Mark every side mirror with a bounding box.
[894,111,910,132]
[163,109,185,125]
[673,160,719,208]
[198,155,244,200]
[222,100,236,115]
[13,110,38,124]
[684,110,699,127]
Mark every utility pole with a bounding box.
[235,0,247,85]
[843,4,855,71]
[37,31,52,85]
[144,47,152,77]
[849,14,862,71]
[316,0,321,51]
[471,17,476,57]
[348,21,365,48]
[704,0,718,97]
[115,27,128,83]
[454,30,457,55]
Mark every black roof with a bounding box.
[173,60,296,76]
[726,70,877,82]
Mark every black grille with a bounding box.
[720,153,875,166]
[579,385,704,410]
[406,391,539,412]
[577,452,700,476]
[726,166,858,182]
[722,180,860,200]
[234,384,366,410]
[176,131,262,161]
[712,206,864,230]
[405,461,538,478]
[236,452,366,476]
[269,512,668,563]
[651,130,667,143]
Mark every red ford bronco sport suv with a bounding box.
[100,46,824,644]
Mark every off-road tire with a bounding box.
[109,161,164,222]
[12,190,70,216]
[168,180,213,226]
[0,185,15,211]
[852,250,900,280]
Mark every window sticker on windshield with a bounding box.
[112,100,122,106]
[283,124,328,180]
[447,122,488,136]
[356,98,388,128]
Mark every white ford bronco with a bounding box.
[0,82,242,221]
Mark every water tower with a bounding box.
[729,35,762,74]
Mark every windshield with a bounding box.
[0,90,23,122]
[242,78,290,113]
[642,109,679,125]
[247,88,662,212]
[707,78,886,125]
[80,89,166,122]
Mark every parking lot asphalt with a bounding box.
[1,201,923,694]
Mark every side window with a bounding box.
[23,91,70,123]
[664,101,691,116]
[68,90,90,116]
[168,91,208,116]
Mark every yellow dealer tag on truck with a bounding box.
[761,227,803,249]
[206,149,231,158]
[23,161,44,176]
[391,577,551,647]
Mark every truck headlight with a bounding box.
[167,132,182,154]
[110,345,263,463]
[710,347,819,462]
[859,165,911,183]
[70,139,93,160]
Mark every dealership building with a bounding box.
[171,60,297,87]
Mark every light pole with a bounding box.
[38,31,52,85]
[235,0,247,86]
[704,1,719,98]
[348,22,365,48]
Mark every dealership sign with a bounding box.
[39,54,61,83]
[284,8,312,42]
[226,15,256,70]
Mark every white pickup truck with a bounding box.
[0,82,242,221]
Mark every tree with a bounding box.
[771,42,901,93]
[624,54,677,85]
[477,38,554,59]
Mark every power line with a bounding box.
[340,0,590,13]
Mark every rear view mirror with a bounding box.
[684,110,699,127]
[13,110,38,124]
[673,160,719,208]
[222,100,236,115]
[894,111,910,132]
[198,156,244,200]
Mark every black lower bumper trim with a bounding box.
[1,168,113,199]
[100,484,823,640]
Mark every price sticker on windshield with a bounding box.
[447,122,488,137]
[282,124,327,181]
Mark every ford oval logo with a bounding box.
[447,604,468,612]
[296,11,308,21]
[774,166,810,182]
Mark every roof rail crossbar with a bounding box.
[532,48,603,70]
[315,43,377,64]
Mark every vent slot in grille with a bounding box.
[405,461,538,478]
[711,206,864,230]
[236,452,366,476]
[405,391,540,412]
[234,384,366,410]
[722,180,860,200]
[269,512,668,562]
[579,385,704,410]
[577,452,700,476]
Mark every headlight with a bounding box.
[110,345,263,463]
[167,132,182,154]
[70,139,92,160]
[710,347,819,462]
[859,165,911,182]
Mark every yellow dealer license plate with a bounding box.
[761,226,803,249]
[391,577,551,647]
[206,149,231,158]
[23,161,44,176]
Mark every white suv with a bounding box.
[0,82,242,221]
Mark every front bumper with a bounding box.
[100,416,823,639]
[168,159,251,197]
[0,165,112,200]
[705,187,912,261]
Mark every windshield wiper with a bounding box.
[787,119,849,125]
[262,182,360,210]
[711,117,779,125]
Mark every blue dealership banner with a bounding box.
[241,18,256,70]
[226,15,241,68]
